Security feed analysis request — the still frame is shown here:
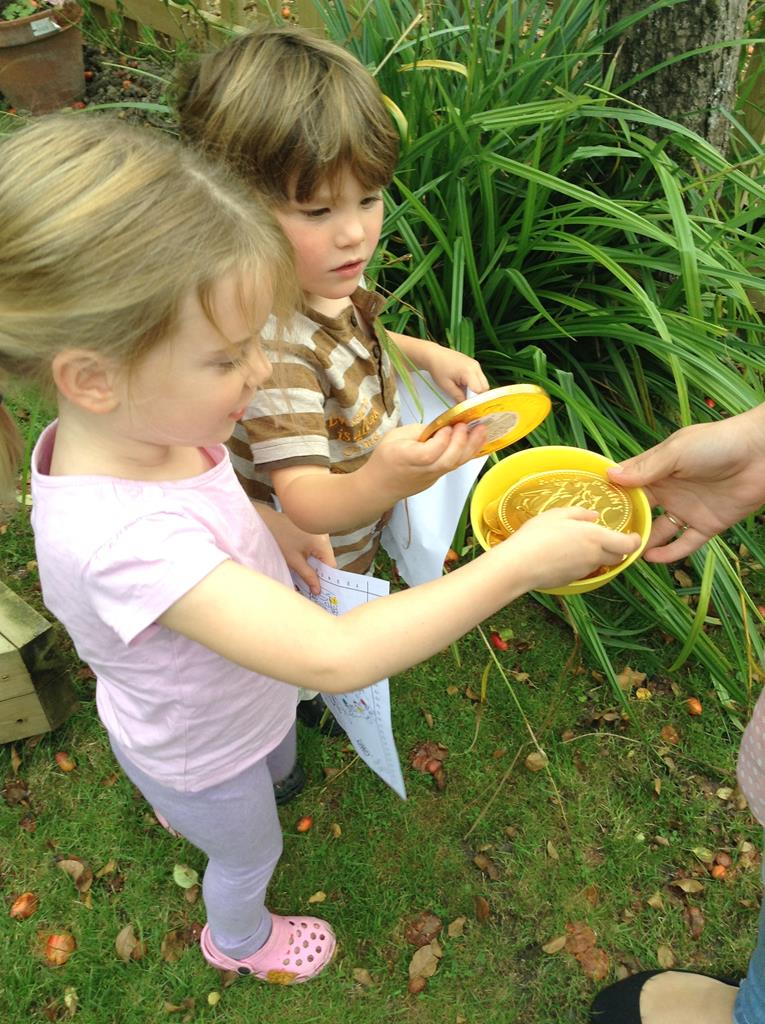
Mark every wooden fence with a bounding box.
[87,0,324,48]
[87,0,764,147]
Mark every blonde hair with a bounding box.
[175,24,400,203]
[0,114,298,502]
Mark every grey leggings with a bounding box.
[110,724,296,960]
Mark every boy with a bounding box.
[176,25,489,732]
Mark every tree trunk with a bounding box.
[606,0,749,154]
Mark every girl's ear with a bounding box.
[51,349,120,414]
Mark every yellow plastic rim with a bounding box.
[418,384,551,457]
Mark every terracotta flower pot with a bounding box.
[0,1,84,114]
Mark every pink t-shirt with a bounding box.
[31,422,298,792]
[738,691,765,825]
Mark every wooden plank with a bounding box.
[0,691,52,744]
[0,579,49,651]
[91,0,254,44]
[0,581,78,740]
[0,635,37,703]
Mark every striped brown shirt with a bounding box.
[229,287,401,574]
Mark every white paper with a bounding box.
[381,373,489,586]
[291,559,407,800]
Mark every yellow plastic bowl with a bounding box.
[470,445,651,595]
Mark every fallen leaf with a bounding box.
[635,687,653,701]
[577,945,610,981]
[10,891,39,920]
[408,741,449,773]
[525,750,549,772]
[40,931,76,967]
[683,904,705,939]
[56,858,93,895]
[674,569,694,588]
[616,666,646,692]
[408,940,442,979]
[163,997,196,1014]
[473,853,501,880]
[660,725,681,745]
[447,916,466,938]
[716,787,734,801]
[10,746,21,774]
[115,923,144,962]
[692,847,715,865]
[184,884,200,905]
[330,823,342,838]
[541,934,567,954]
[63,986,78,1016]
[565,921,596,956]
[95,859,118,880]
[161,927,200,963]
[474,895,491,922]
[352,967,374,987]
[172,864,199,890]
[307,891,326,904]
[421,708,434,728]
[646,893,664,910]
[547,841,560,861]
[2,778,30,806]
[657,944,675,968]
[207,991,221,1006]
[670,878,704,894]
[404,910,442,947]
[581,884,599,907]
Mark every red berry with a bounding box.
[704,397,716,409]
[70,101,86,110]
[490,631,509,651]
[296,815,313,833]
[83,69,94,80]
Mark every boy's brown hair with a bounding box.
[175,24,400,203]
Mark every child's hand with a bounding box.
[503,506,642,591]
[367,421,487,501]
[421,344,489,403]
[255,504,336,595]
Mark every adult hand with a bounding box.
[608,405,765,562]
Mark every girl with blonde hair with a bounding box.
[0,114,639,984]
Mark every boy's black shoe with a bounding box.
[273,762,307,806]
[296,694,347,738]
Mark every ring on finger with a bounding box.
[665,511,688,532]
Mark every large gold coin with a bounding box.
[482,498,503,534]
[497,470,633,535]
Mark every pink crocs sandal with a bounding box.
[200,913,336,984]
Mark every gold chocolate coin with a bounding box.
[482,498,503,534]
[497,470,633,536]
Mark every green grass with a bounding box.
[1,498,762,1023]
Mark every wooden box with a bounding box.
[0,580,78,743]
